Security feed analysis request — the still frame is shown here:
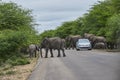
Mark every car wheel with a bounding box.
[88,48,92,50]
[76,49,80,51]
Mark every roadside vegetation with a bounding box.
[0,1,40,79]
[0,2,39,66]
[0,58,37,80]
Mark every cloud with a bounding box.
[37,11,83,21]
[2,0,102,33]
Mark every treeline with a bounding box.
[39,0,120,49]
[0,2,39,65]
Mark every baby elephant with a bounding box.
[28,44,39,58]
[94,42,106,49]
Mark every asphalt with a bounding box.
[28,49,120,80]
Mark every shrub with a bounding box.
[5,55,30,66]
[106,14,120,43]
[0,30,27,63]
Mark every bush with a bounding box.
[106,14,120,43]
[9,58,30,66]
[5,70,16,75]
[0,30,27,62]
[5,54,30,66]
[0,2,39,66]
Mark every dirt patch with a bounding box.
[0,58,38,80]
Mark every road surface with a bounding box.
[28,50,120,80]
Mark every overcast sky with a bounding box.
[2,0,103,33]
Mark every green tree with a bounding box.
[106,14,120,44]
[111,0,120,13]
[0,2,34,31]
[0,30,27,63]
[39,30,55,41]
[82,1,113,35]
[0,2,39,44]
[0,2,38,65]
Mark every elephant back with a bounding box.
[41,37,64,49]
[70,35,81,44]
[84,33,95,41]
[49,37,63,49]
[92,36,106,43]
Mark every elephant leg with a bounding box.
[31,53,33,58]
[31,51,34,58]
[29,52,32,58]
[40,49,43,58]
[71,43,74,49]
[50,49,54,57]
[57,49,61,57]
[68,46,71,49]
[32,50,35,58]
[72,45,74,50]
[45,48,48,58]
[34,51,37,57]
[104,42,108,49]
[62,49,66,57]
[69,43,72,49]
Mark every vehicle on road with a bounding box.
[76,39,92,50]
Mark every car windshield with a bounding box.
[78,39,89,43]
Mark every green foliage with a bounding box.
[5,54,30,66]
[0,2,33,30]
[0,30,27,61]
[0,1,39,66]
[39,30,55,41]
[111,0,120,13]
[5,70,16,75]
[54,19,83,38]
[106,14,120,43]
[82,1,113,35]
[6,58,30,66]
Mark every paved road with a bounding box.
[28,50,120,80]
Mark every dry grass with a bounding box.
[0,58,38,80]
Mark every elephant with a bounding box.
[40,37,66,58]
[93,42,106,49]
[84,33,107,48]
[28,44,39,58]
[84,33,95,42]
[65,35,81,49]
[92,36,107,48]
[62,39,66,49]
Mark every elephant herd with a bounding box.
[84,33,107,49]
[27,33,108,58]
[28,37,66,58]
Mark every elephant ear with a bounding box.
[42,37,50,47]
[42,38,48,44]
[65,36,69,41]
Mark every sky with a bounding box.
[2,0,103,34]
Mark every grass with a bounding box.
[5,70,16,75]
[0,57,38,80]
